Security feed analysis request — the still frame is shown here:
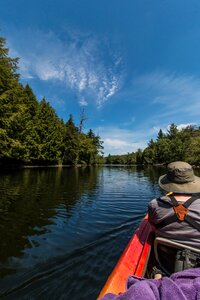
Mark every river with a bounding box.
[0,165,195,299]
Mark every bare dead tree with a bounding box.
[79,108,87,133]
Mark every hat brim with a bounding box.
[159,174,200,194]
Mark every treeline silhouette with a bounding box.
[105,124,200,166]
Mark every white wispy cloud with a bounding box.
[9,29,124,107]
[104,138,133,148]
[122,117,135,127]
[133,71,200,117]
[153,123,197,136]
[176,123,197,130]
[97,121,199,156]
[79,96,88,107]
[96,126,156,155]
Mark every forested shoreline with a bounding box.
[105,124,200,166]
[1,35,200,168]
[0,36,103,167]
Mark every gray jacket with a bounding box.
[148,196,200,248]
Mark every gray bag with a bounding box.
[174,249,200,272]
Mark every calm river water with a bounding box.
[1,165,198,299]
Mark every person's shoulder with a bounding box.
[191,196,200,205]
[159,195,171,202]
[149,196,170,207]
[149,197,158,204]
[148,197,159,208]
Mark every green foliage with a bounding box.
[0,35,104,166]
[104,125,200,166]
[136,149,143,165]
[23,99,66,163]
[141,125,200,165]
[0,36,26,161]
[167,123,178,139]
[104,152,136,165]
[157,129,164,141]
[186,135,200,166]
[63,115,79,164]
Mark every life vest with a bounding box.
[155,193,200,231]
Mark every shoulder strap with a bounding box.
[155,194,200,231]
[182,195,199,208]
[184,215,200,231]
[155,214,177,229]
[167,194,199,208]
[155,195,178,228]
[168,194,179,206]
[157,194,179,207]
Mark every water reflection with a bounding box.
[1,165,198,299]
[135,165,163,183]
[0,167,99,277]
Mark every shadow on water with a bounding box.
[0,165,184,299]
[1,214,141,299]
[0,167,99,271]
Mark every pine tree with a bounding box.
[63,115,79,164]
[0,35,104,166]
[157,129,165,140]
[0,37,26,160]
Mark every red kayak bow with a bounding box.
[97,215,152,299]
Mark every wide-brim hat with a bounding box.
[159,161,200,194]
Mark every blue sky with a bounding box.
[1,0,200,155]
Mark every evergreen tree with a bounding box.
[187,136,200,165]
[106,154,112,164]
[157,129,165,140]
[0,35,104,166]
[136,148,143,164]
[31,98,65,163]
[0,37,26,160]
[167,123,178,139]
[79,133,95,164]
[23,84,38,117]
[86,129,104,163]
[63,115,79,164]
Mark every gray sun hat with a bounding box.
[159,161,200,194]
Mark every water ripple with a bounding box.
[0,166,163,299]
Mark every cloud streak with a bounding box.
[133,71,200,117]
[96,126,157,155]
[9,29,124,107]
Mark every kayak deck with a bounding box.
[97,215,152,299]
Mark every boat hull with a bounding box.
[97,215,152,299]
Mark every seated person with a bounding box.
[148,161,200,276]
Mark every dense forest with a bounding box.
[1,35,200,167]
[0,36,103,166]
[105,124,200,166]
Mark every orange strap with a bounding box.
[173,204,189,221]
